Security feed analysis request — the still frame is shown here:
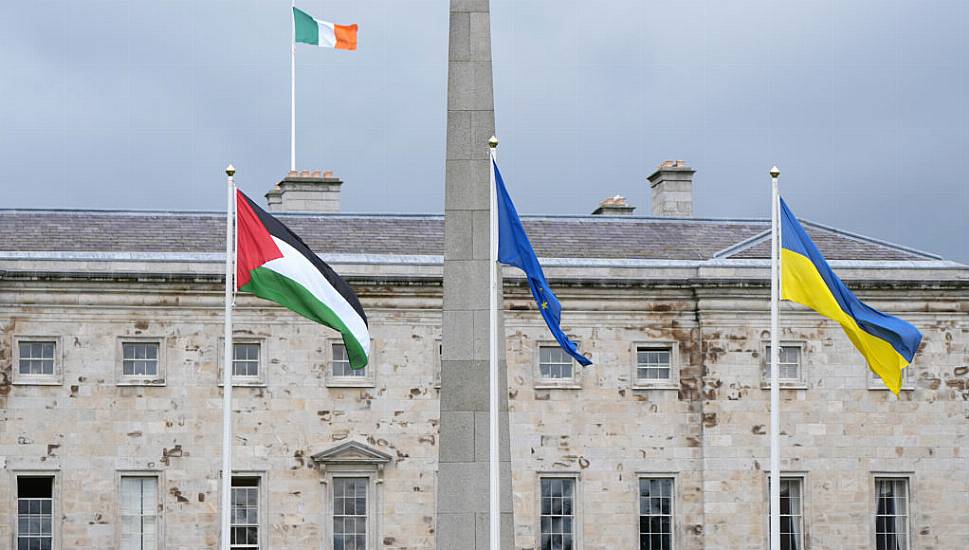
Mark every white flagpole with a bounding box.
[290,1,297,171]
[488,135,500,550]
[220,164,237,550]
[769,165,781,550]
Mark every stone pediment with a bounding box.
[311,441,392,466]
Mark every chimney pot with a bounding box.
[265,169,343,213]
[647,160,695,217]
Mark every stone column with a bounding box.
[437,0,514,548]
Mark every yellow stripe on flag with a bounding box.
[782,248,908,393]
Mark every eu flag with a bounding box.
[494,158,592,366]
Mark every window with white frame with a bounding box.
[17,476,54,550]
[333,343,364,377]
[332,477,368,550]
[230,477,260,550]
[874,478,909,550]
[765,345,802,383]
[639,477,673,550]
[539,346,574,382]
[868,364,913,391]
[121,476,158,550]
[540,477,575,550]
[122,342,159,377]
[636,347,673,382]
[232,343,260,378]
[313,441,389,550]
[327,342,375,387]
[767,477,804,550]
[18,341,56,376]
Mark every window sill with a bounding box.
[867,386,914,392]
[326,380,376,389]
[533,383,582,390]
[12,378,62,386]
[117,380,166,387]
[760,383,808,390]
[218,381,268,388]
[631,383,679,391]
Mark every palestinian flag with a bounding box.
[236,190,370,368]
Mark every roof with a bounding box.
[0,208,941,262]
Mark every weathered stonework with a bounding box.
[1,256,967,549]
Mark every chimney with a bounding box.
[265,170,343,213]
[592,195,636,216]
[647,160,695,217]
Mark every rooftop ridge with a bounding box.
[0,207,772,225]
[0,210,942,263]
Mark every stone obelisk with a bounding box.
[437,0,513,548]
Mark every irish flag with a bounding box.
[236,190,370,368]
[293,7,358,50]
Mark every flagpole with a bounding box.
[769,165,781,550]
[290,0,297,171]
[220,164,237,550]
[487,135,500,550]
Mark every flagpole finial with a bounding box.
[488,136,499,149]
[769,165,780,179]
[226,164,236,177]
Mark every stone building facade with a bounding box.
[1,165,967,550]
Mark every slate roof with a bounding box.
[0,209,940,262]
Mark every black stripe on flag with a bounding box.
[240,193,369,327]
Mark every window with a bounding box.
[13,338,61,384]
[539,346,573,381]
[540,477,575,550]
[17,476,53,550]
[764,345,802,383]
[122,342,159,377]
[327,343,375,387]
[118,339,166,385]
[232,343,260,378]
[332,344,362,378]
[874,478,909,550]
[313,441,389,549]
[333,477,368,550]
[767,477,804,550]
[637,347,672,381]
[868,365,913,391]
[639,478,673,550]
[121,476,158,550]
[18,341,56,376]
[231,477,260,550]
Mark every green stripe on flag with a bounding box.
[242,266,369,369]
[293,7,319,46]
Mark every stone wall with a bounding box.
[1,275,967,549]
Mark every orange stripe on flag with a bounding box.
[334,24,358,50]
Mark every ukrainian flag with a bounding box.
[780,199,922,394]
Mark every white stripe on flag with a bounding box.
[263,237,371,357]
[317,19,337,48]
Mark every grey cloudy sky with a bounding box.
[2,1,967,262]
